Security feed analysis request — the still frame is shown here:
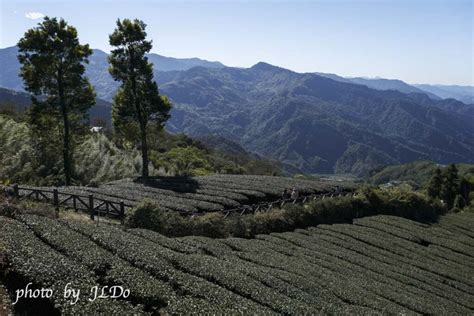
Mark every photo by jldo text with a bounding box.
[12,283,130,305]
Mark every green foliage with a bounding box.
[127,201,233,238]
[464,203,474,213]
[74,133,149,185]
[369,161,440,186]
[232,186,443,238]
[441,164,460,208]
[0,102,21,119]
[17,214,173,312]
[0,116,285,186]
[453,194,466,210]
[372,161,474,210]
[427,167,443,199]
[2,199,473,314]
[126,200,188,235]
[0,117,149,185]
[0,216,142,314]
[62,218,269,313]
[459,176,474,202]
[109,18,171,177]
[369,161,474,187]
[124,185,444,238]
[190,212,228,238]
[152,146,211,176]
[0,116,36,184]
[17,17,95,185]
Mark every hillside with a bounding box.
[368,161,474,186]
[2,47,474,175]
[155,63,474,175]
[0,87,113,123]
[1,211,473,314]
[316,72,441,100]
[316,72,474,104]
[414,84,474,105]
[15,175,351,215]
[349,77,439,97]
[0,46,225,100]
[0,115,284,186]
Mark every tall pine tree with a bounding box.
[441,163,460,208]
[427,167,443,199]
[108,19,171,177]
[18,17,95,185]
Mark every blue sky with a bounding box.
[0,0,472,85]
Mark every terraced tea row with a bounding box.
[14,175,352,215]
[1,211,473,314]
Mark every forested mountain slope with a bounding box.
[155,63,474,174]
[2,46,474,175]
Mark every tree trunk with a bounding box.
[140,123,149,178]
[58,72,72,185]
[62,107,71,185]
[129,58,149,178]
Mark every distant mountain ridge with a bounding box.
[316,72,431,95]
[0,87,113,123]
[153,62,474,175]
[2,45,472,104]
[0,46,225,100]
[413,84,474,105]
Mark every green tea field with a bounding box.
[1,211,473,314]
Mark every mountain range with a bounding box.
[315,72,441,100]
[412,84,474,105]
[1,46,473,175]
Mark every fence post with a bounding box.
[89,195,94,220]
[53,189,59,218]
[120,201,125,224]
[13,184,19,198]
[72,195,77,212]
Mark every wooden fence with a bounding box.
[220,190,355,218]
[7,184,355,222]
[10,184,129,222]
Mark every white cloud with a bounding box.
[25,12,45,20]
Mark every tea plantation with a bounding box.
[17,175,355,215]
[1,211,473,314]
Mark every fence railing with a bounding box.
[219,190,355,218]
[10,184,129,222]
[6,184,355,221]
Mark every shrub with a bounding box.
[453,194,466,210]
[464,204,474,213]
[469,192,474,204]
[249,210,290,235]
[125,186,445,238]
[191,212,228,238]
[127,201,229,237]
[126,200,189,236]
[0,200,19,218]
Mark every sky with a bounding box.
[0,0,473,85]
